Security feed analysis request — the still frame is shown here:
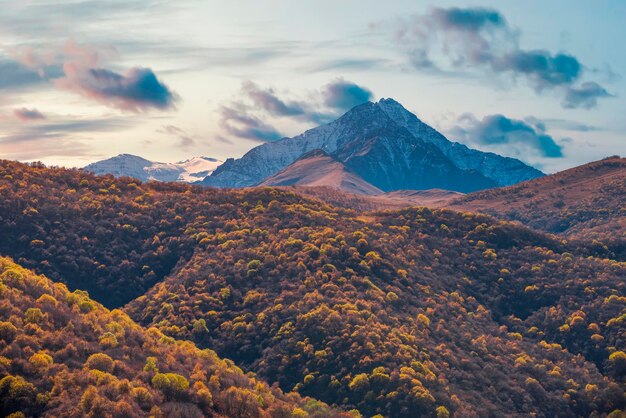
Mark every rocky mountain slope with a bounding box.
[84,154,222,183]
[203,99,543,192]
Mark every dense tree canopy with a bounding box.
[0,257,348,417]
[0,160,624,417]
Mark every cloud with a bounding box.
[449,113,563,158]
[0,116,133,160]
[562,82,613,109]
[0,61,41,90]
[304,57,389,73]
[56,66,178,111]
[432,7,506,32]
[13,108,46,121]
[219,79,375,142]
[0,60,60,92]
[219,105,283,142]
[541,118,599,132]
[395,7,612,109]
[322,78,374,111]
[238,81,331,124]
[242,81,307,118]
[494,50,581,91]
[159,125,195,148]
[6,40,178,112]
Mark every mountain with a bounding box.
[84,154,222,183]
[203,99,543,192]
[0,257,346,418]
[259,149,383,195]
[1,160,624,418]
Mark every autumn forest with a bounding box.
[0,159,624,417]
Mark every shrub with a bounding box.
[131,387,153,411]
[29,352,53,369]
[85,353,115,373]
[0,375,37,414]
[24,308,43,324]
[0,322,17,341]
[436,405,450,418]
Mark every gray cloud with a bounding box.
[219,105,283,142]
[56,67,178,112]
[242,81,307,118]
[219,79,375,143]
[0,61,40,90]
[13,108,46,121]
[396,7,612,109]
[0,117,133,144]
[449,113,563,158]
[432,7,506,32]
[322,78,374,111]
[5,40,178,112]
[495,50,581,91]
[0,60,61,91]
[239,81,331,124]
[562,82,613,109]
[0,116,134,160]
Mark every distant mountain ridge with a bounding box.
[84,154,222,182]
[203,98,543,192]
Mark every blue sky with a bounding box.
[0,0,624,173]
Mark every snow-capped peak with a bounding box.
[84,154,223,183]
[202,97,543,190]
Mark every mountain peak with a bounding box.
[298,148,332,160]
[377,97,403,107]
[114,153,152,163]
[203,98,543,191]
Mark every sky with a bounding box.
[0,0,624,173]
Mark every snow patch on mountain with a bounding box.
[84,154,222,182]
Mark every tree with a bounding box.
[151,373,190,400]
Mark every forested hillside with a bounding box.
[0,160,624,417]
[0,258,347,417]
[127,205,625,417]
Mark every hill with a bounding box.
[275,187,463,213]
[444,156,626,258]
[202,99,542,192]
[0,257,346,417]
[126,203,626,417]
[0,160,624,417]
[259,150,383,196]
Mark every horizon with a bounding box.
[1,1,625,174]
